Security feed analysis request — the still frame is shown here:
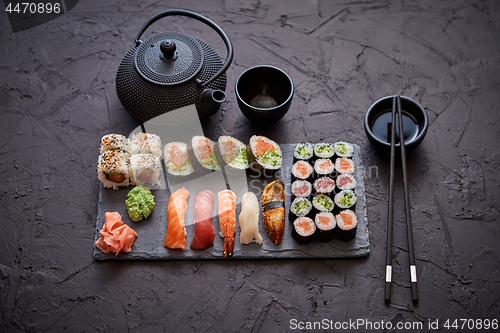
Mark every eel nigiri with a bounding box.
[239,192,263,245]
[261,180,285,245]
[190,190,216,250]
[164,187,190,249]
[218,189,237,257]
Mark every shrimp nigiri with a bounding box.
[164,187,190,249]
[190,190,215,250]
[218,189,236,257]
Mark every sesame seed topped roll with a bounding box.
[130,133,162,157]
[100,133,130,154]
[97,150,131,189]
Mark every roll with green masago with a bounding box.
[216,136,249,172]
[97,150,131,189]
[289,197,312,222]
[314,142,335,160]
[312,194,334,215]
[130,133,162,157]
[188,136,220,174]
[164,142,194,176]
[293,142,314,163]
[334,141,354,158]
[130,154,161,186]
[248,135,282,173]
[334,189,357,211]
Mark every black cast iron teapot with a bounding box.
[116,9,234,122]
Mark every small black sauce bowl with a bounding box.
[235,65,294,124]
[364,95,429,154]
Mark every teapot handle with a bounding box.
[134,9,234,87]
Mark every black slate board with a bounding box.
[93,144,369,260]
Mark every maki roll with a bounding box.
[130,154,162,186]
[164,142,194,177]
[334,190,357,211]
[216,136,249,172]
[248,135,282,173]
[312,194,334,214]
[313,177,335,197]
[314,158,335,179]
[292,217,316,245]
[293,142,314,162]
[291,180,312,201]
[291,161,313,182]
[189,136,220,174]
[289,197,312,222]
[314,212,336,242]
[336,173,357,192]
[100,133,129,154]
[314,142,335,160]
[335,157,355,174]
[334,141,354,158]
[130,133,162,157]
[97,150,131,189]
[336,209,358,241]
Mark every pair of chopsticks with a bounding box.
[385,96,418,303]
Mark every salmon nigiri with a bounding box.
[164,188,190,249]
[190,190,215,250]
[218,189,237,257]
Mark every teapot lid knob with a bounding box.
[160,40,177,61]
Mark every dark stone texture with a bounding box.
[1,0,499,331]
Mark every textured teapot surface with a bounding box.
[115,9,233,123]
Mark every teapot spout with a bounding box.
[199,88,227,117]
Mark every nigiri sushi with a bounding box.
[261,180,285,245]
[190,190,216,250]
[164,188,190,249]
[239,192,263,245]
[218,190,237,257]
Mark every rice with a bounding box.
[130,133,162,157]
[97,150,131,189]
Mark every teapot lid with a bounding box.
[134,31,204,86]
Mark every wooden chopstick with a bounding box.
[397,96,418,302]
[385,96,397,303]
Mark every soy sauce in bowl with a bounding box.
[371,111,419,144]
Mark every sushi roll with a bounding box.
[164,142,194,177]
[293,142,314,163]
[314,158,335,179]
[334,141,354,158]
[291,180,312,201]
[97,150,131,189]
[189,136,220,174]
[130,154,162,186]
[314,212,336,242]
[130,133,162,157]
[314,142,335,160]
[336,173,357,192]
[292,216,316,245]
[248,135,282,173]
[312,194,334,214]
[335,157,355,174]
[100,133,129,154]
[216,136,249,173]
[289,197,312,222]
[334,189,357,211]
[291,161,314,182]
[313,177,335,197]
[336,209,358,241]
